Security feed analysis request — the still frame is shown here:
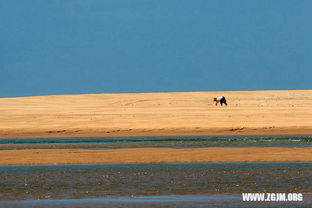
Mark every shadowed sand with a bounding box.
[0,90,312,138]
[0,147,311,165]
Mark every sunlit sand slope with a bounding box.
[0,90,311,138]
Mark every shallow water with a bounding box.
[1,137,311,207]
[1,194,312,208]
[0,163,311,201]
[0,136,311,149]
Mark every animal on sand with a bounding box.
[214,96,227,106]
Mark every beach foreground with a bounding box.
[0,147,311,165]
[0,90,312,138]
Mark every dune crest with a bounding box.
[0,90,311,138]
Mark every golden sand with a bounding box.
[0,90,311,138]
[0,147,311,165]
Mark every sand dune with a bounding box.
[0,90,312,138]
[0,147,311,165]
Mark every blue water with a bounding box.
[1,194,311,208]
[0,136,311,149]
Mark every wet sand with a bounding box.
[0,147,311,165]
[0,90,312,138]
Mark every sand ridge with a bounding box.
[0,147,311,165]
[0,90,312,138]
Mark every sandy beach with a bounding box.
[0,90,311,165]
[0,90,312,138]
[0,147,311,165]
